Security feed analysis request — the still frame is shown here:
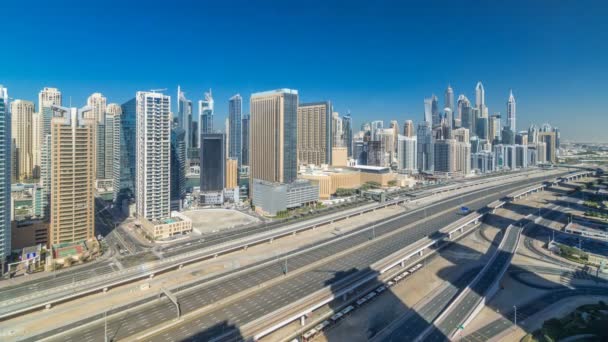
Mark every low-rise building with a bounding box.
[140,211,193,240]
[252,179,319,216]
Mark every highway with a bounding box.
[0,171,547,319]
[461,287,608,342]
[424,220,524,341]
[27,173,566,342]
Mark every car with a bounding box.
[330,312,343,322]
[356,298,367,306]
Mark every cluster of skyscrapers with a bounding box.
[353,82,560,177]
[0,81,562,264]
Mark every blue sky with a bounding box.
[2,0,607,142]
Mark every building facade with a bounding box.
[11,100,34,180]
[249,89,298,191]
[170,127,186,211]
[135,91,171,221]
[200,133,225,193]
[228,94,243,167]
[49,106,95,245]
[241,114,250,166]
[0,86,11,259]
[397,135,417,173]
[199,90,214,136]
[297,101,332,166]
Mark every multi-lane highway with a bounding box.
[0,171,548,319]
[424,219,525,341]
[25,172,566,342]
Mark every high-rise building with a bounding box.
[417,121,433,173]
[171,127,186,211]
[342,112,353,158]
[332,112,343,147]
[353,140,367,165]
[366,141,384,166]
[87,93,106,180]
[297,101,332,166]
[370,120,383,141]
[515,131,528,146]
[476,116,488,140]
[538,131,557,163]
[475,81,485,112]
[426,95,440,127]
[489,114,501,143]
[105,103,122,202]
[397,135,417,173]
[434,139,455,174]
[228,94,243,167]
[38,87,62,218]
[444,108,453,130]
[226,158,238,189]
[249,89,298,190]
[199,90,214,136]
[11,100,34,181]
[507,90,516,132]
[458,96,474,133]
[452,127,470,143]
[403,120,414,137]
[378,129,395,167]
[177,86,193,152]
[241,114,250,166]
[119,99,137,203]
[501,127,515,145]
[0,86,11,259]
[135,91,171,221]
[49,106,95,245]
[200,133,225,192]
[445,84,454,112]
[389,120,399,152]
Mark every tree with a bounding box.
[388,180,398,187]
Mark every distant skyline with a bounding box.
[2,0,607,142]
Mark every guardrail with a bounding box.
[241,174,566,341]
[245,209,498,342]
[0,172,531,320]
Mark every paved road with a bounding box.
[461,287,608,341]
[0,172,546,318]
[423,222,524,341]
[29,174,564,342]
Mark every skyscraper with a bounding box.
[119,99,137,203]
[200,133,225,192]
[389,120,399,152]
[507,90,516,132]
[297,101,332,166]
[417,121,433,173]
[475,81,485,111]
[228,94,243,166]
[135,91,171,221]
[445,84,454,112]
[397,135,417,173]
[87,93,106,179]
[241,114,250,166]
[38,87,62,218]
[0,86,11,260]
[370,120,383,141]
[250,89,298,190]
[171,127,186,210]
[342,112,353,158]
[11,100,34,181]
[105,103,122,202]
[177,86,193,152]
[444,108,453,130]
[199,90,214,135]
[49,106,95,245]
[489,114,501,143]
[403,120,414,137]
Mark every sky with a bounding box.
[2,0,608,142]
